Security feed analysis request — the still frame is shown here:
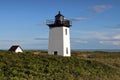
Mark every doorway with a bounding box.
[54,51,58,55]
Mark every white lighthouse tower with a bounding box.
[47,11,71,57]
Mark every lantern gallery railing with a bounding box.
[46,19,72,27]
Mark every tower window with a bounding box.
[65,29,67,35]
[66,48,68,54]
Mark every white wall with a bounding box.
[63,27,71,56]
[48,26,71,57]
[15,47,23,53]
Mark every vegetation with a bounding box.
[0,50,120,80]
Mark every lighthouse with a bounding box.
[47,11,71,57]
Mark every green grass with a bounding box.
[0,50,120,80]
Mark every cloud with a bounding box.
[72,30,120,47]
[34,38,48,40]
[99,34,120,46]
[69,17,88,21]
[71,39,88,44]
[99,41,120,46]
[105,24,120,29]
[90,5,112,13]
[113,35,120,39]
[112,41,120,46]
[74,31,111,40]
[76,40,88,44]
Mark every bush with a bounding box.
[0,50,120,80]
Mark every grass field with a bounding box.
[0,50,120,80]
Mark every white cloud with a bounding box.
[99,41,120,46]
[73,40,88,44]
[72,30,120,40]
[113,35,120,39]
[73,31,111,40]
[93,32,110,40]
[70,17,88,21]
[98,33,120,46]
[72,30,120,47]
[99,33,120,46]
[90,5,112,13]
[71,38,88,45]
[113,41,120,46]
[99,41,104,44]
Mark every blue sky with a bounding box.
[0,0,120,50]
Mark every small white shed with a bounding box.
[9,45,23,53]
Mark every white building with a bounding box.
[9,45,23,53]
[47,11,71,57]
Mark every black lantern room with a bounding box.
[47,11,71,27]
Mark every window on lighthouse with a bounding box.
[66,47,68,54]
[65,29,67,35]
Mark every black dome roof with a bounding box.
[55,11,64,17]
